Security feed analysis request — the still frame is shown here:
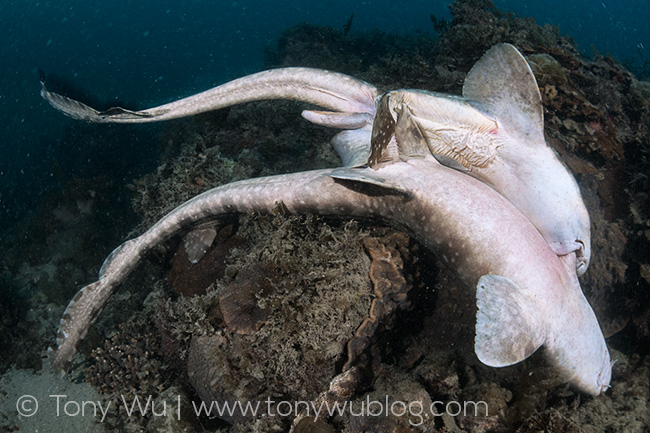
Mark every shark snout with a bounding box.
[596,356,614,395]
[578,342,612,396]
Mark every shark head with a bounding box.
[554,253,611,396]
[568,335,611,396]
[474,252,609,397]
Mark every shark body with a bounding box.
[48,155,610,396]
[42,43,608,394]
[41,44,591,274]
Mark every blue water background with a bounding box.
[1,0,648,229]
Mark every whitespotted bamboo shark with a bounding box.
[43,44,610,395]
[46,113,610,395]
[41,43,592,275]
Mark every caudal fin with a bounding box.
[48,279,110,374]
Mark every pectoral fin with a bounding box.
[432,154,469,173]
[331,127,372,167]
[301,110,373,129]
[462,43,545,144]
[475,275,545,367]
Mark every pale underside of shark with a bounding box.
[47,126,610,396]
[41,43,592,275]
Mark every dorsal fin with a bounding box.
[328,168,410,196]
[462,43,545,144]
[183,227,218,264]
[368,93,399,167]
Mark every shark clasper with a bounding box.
[47,120,611,395]
[41,43,591,274]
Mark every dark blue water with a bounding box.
[1,0,648,231]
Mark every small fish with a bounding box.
[343,13,354,37]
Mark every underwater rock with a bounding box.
[345,367,433,432]
[83,320,169,432]
[130,139,256,229]
[344,231,414,373]
[515,409,579,433]
[186,334,246,424]
[527,53,568,87]
[181,214,418,426]
[630,80,650,108]
[144,386,202,433]
[217,262,278,334]
[292,416,336,433]
[178,214,367,424]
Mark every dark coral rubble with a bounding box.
[179,214,422,428]
[3,0,650,431]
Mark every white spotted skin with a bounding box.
[479,138,591,275]
[41,52,590,274]
[379,159,608,395]
[388,90,591,275]
[49,159,609,395]
[41,67,378,123]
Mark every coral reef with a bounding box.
[177,213,418,427]
[3,0,650,432]
[167,224,246,297]
[343,231,419,375]
[84,322,166,400]
[74,210,424,431]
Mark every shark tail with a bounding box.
[48,279,109,374]
[41,67,379,124]
[40,80,155,122]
